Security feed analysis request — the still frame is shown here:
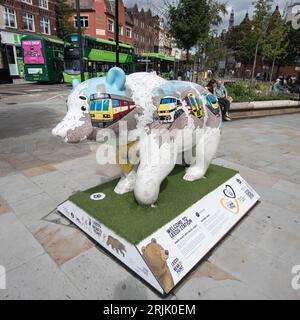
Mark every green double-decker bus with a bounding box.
[21,35,64,82]
[137,53,176,79]
[63,34,135,83]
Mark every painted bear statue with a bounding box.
[52,67,222,206]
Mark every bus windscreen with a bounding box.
[22,40,44,64]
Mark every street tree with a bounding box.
[251,0,274,82]
[284,22,300,66]
[226,18,257,78]
[55,0,76,39]
[262,8,288,84]
[167,0,226,63]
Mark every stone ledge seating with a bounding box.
[230,100,300,119]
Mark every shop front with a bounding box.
[0,30,23,77]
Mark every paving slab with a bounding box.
[0,212,44,271]
[29,170,84,203]
[0,173,43,205]
[209,235,300,299]
[9,192,57,232]
[0,253,83,300]
[34,223,94,265]
[60,247,164,300]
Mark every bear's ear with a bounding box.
[142,247,146,253]
[106,67,126,91]
[72,79,81,89]
[151,238,157,243]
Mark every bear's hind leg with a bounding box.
[183,127,221,182]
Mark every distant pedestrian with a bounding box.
[168,68,174,80]
[177,69,183,81]
[273,78,284,94]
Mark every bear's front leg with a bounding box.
[184,127,221,181]
[134,133,176,206]
[114,170,137,194]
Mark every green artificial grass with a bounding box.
[69,165,238,244]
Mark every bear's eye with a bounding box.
[79,96,87,100]
[81,106,87,111]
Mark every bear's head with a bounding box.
[142,238,169,277]
[52,67,128,143]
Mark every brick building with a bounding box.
[68,0,133,45]
[126,4,159,55]
[0,0,57,77]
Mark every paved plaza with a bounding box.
[0,89,299,299]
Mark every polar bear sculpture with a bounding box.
[52,67,222,206]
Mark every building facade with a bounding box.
[156,18,172,56]
[68,0,133,45]
[0,0,57,77]
[126,4,159,55]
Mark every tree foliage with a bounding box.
[262,11,288,65]
[55,0,76,39]
[284,22,300,66]
[226,21,257,67]
[167,0,226,57]
[252,0,274,44]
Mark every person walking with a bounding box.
[169,68,175,80]
[214,80,232,121]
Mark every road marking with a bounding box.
[47,94,68,101]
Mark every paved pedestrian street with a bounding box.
[0,94,299,299]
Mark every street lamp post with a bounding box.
[75,0,84,82]
[115,0,119,67]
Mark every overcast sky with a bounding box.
[124,0,287,32]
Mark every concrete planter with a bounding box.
[230,100,300,119]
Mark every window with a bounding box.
[96,100,102,111]
[112,100,119,107]
[74,16,89,28]
[119,25,123,35]
[126,27,132,38]
[103,100,109,111]
[23,12,35,31]
[22,0,32,4]
[90,101,96,111]
[4,7,17,28]
[108,19,114,33]
[39,0,48,9]
[40,17,50,34]
[38,0,48,9]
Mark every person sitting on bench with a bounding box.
[214,80,232,121]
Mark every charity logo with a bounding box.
[220,184,240,214]
[220,198,240,214]
[292,5,300,30]
[223,185,236,198]
[90,192,106,201]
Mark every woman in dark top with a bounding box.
[207,79,216,94]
